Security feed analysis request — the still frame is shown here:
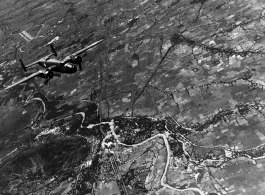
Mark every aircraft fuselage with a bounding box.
[38,59,77,74]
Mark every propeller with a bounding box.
[43,72,62,85]
[71,56,82,71]
[78,63,82,71]
[44,78,51,85]
[43,70,54,85]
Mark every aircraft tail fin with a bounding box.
[19,59,27,72]
[49,44,57,57]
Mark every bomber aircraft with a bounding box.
[5,39,103,90]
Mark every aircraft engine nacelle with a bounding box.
[72,56,82,64]
[38,70,54,79]
[63,63,78,73]
[69,56,82,71]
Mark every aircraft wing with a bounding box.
[24,59,42,69]
[63,39,104,61]
[25,53,54,69]
[5,70,43,90]
[23,51,57,70]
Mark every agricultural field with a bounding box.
[1,0,265,194]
